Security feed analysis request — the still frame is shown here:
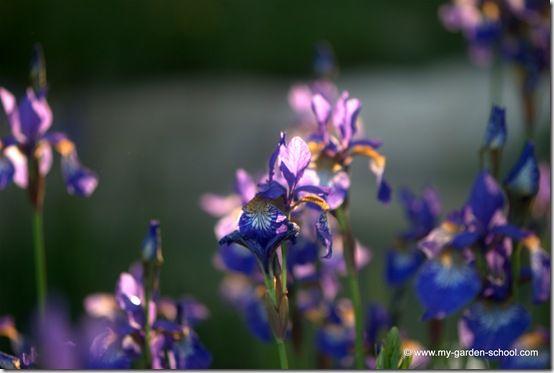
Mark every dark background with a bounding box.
[0,0,550,368]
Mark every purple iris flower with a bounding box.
[386,187,440,287]
[458,301,530,352]
[0,316,37,369]
[501,328,550,369]
[315,300,355,361]
[307,91,391,206]
[0,87,98,199]
[365,303,392,354]
[200,168,257,239]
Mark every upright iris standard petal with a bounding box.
[0,155,14,189]
[467,171,504,229]
[316,212,333,258]
[234,168,257,205]
[459,302,530,351]
[61,154,99,197]
[386,247,425,286]
[278,136,312,190]
[17,88,52,143]
[219,197,299,272]
[415,252,481,320]
[0,88,23,143]
[399,187,440,240]
[311,94,332,141]
[483,105,507,149]
[503,142,539,197]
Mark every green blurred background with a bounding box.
[0,0,550,368]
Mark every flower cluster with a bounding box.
[85,221,212,369]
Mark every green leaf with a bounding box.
[375,326,410,369]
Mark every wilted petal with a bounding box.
[504,142,539,197]
[316,213,333,258]
[61,154,98,197]
[459,302,530,351]
[415,252,481,320]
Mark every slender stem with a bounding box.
[511,242,523,303]
[32,209,47,317]
[276,339,289,369]
[489,50,503,107]
[281,241,288,295]
[335,205,364,369]
[143,266,154,368]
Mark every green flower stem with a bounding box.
[281,241,288,295]
[265,275,289,369]
[511,241,523,303]
[32,208,47,318]
[143,266,154,368]
[335,205,364,369]
[276,339,289,369]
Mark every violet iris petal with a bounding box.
[61,154,99,197]
[415,253,481,320]
[460,302,530,351]
[483,105,507,149]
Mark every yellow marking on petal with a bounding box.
[442,221,459,233]
[56,138,75,156]
[516,331,546,349]
[439,252,453,268]
[483,1,499,20]
[294,194,329,211]
[308,141,324,155]
[522,234,541,252]
[350,145,386,170]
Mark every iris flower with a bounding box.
[306,91,391,208]
[0,87,98,200]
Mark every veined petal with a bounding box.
[220,197,299,271]
[279,136,311,190]
[61,154,98,197]
[483,105,506,149]
[415,252,481,320]
[459,302,530,351]
[504,142,539,197]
